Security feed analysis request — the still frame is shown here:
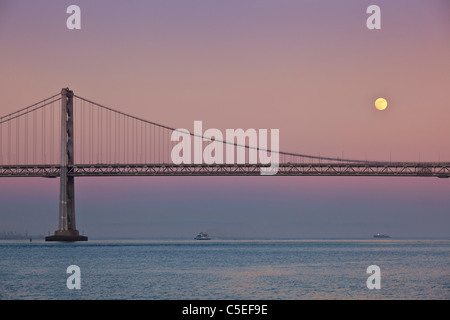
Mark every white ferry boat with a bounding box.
[194,232,211,240]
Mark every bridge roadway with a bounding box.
[1,162,449,178]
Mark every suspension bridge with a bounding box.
[1,88,448,241]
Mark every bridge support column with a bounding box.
[46,88,87,242]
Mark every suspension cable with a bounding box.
[74,94,395,164]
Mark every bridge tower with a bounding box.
[46,88,87,241]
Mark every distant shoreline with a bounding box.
[3,237,448,242]
[0,233,45,240]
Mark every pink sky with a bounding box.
[1,1,449,161]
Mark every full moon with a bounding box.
[375,98,387,110]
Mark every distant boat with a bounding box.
[373,233,390,238]
[194,232,211,240]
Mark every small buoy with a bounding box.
[29,238,32,243]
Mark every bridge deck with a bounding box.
[1,163,449,178]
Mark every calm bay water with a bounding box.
[0,239,448,300]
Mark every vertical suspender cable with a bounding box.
[33,112,37,164]
[87,100,89,164]
[115,112,118,164]
[98,106,101,163]
[118,113,120,164]
[144,122,146,164]
[126,116,128,164]
[88,102,91,164]
[135,119,138,163]
[7,117,11,164]
[135,118,137,164]
[105,108,108,164]
[153,124,155,164]
[25,112,28,164]
[57,102,60,166]
[110,111,112,164]
[91,102,93,164]
[16,116,20,164]
[123,114,125,164]
[99,106,102,163]
[53,102,55,164]
[114,112,117,163]
[42,107,45,163]
[158,126,160,164]
[80,100,83,163]
[51,101,54,164]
